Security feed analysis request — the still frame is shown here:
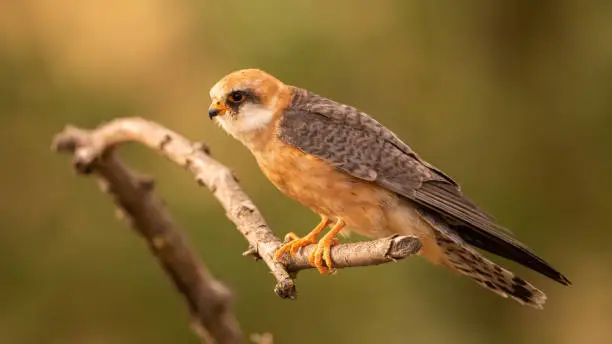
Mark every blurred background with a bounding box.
[1,1,611,343]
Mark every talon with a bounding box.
[310,218,345,274]
[288,232,317,257]
[322,239,336,272]
[275,232,311,260]
[274,216,345,274]
[312,244,328,274]
[308,245,327,274]
[274,216,329,262]
[283,232,300,243]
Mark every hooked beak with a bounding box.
[208,100,228,119]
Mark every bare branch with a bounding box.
[52,127,243,344]
[52,116,422,305]
[282,235,421,272]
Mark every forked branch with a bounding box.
[51,117,421,342]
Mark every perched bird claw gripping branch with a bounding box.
[208,68,571,309]
[274,215,344,274]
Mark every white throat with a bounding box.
[216,103,275,139]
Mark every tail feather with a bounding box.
[435,231,547,309]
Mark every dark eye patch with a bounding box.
[226,88,260,111]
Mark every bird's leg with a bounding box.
[311,218,345,274]
[274,215,330,262]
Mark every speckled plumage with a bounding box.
[208,68,570,308]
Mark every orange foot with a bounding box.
[274,215,329,262]
[309,218,345,274]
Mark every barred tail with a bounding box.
[435,232,547,309]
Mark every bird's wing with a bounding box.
[281,88,496,229]
[279,87,570,286]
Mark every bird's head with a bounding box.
[208,69,287,141]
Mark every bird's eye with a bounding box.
[227,91,245,103]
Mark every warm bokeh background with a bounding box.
[1,1,611,343]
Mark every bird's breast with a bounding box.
[254,140,341,207]
[252,139,397,236]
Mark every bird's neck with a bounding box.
[238,126,275,152]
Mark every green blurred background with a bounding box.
[1,1,611,343]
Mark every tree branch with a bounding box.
[52,128,242,344]
[51,117,422,341]
[281,235,421,272]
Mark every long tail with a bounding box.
[434,231,547,309]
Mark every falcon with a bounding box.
[208,68,570,308]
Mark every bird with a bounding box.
[207,68,571,308]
